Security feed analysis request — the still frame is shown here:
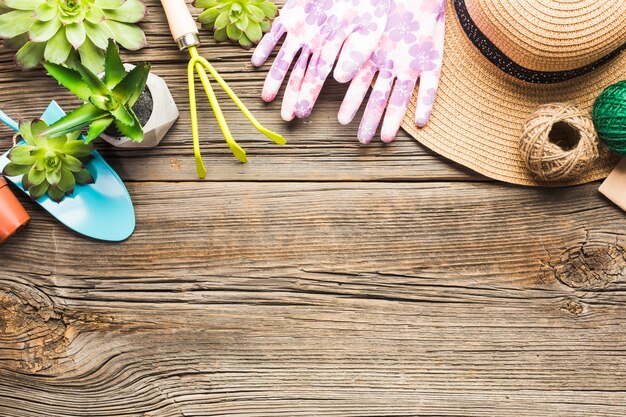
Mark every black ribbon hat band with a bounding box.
[454,0,626,84]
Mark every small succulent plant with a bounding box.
[41,40,150,143]
[2,119,94,202]
[195,0,277,48]
[0,0,147,73]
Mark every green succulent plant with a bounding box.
[41,40,150,143]
[195,0,277,48]
[2,119,94,202]
[0,0,147,73]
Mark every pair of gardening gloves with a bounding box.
[252,0,446,143]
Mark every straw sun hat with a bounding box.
[402,0,626,186]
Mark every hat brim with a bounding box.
[401,0,622,186]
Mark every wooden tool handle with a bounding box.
[160,0,199,42]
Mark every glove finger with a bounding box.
[261,39,301,103]
[294,34,348,119]
[358,74,393,144]
[414,71,441,127]
[338,61,376,125]
[281,47,311,121]
[334,23,385,83]
[381,77,418,143]
[251,23,286,67]
[414,9,446,126]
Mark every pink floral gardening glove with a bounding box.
[251,0,390,121]
[337,0,446,143]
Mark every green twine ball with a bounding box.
[593,80,626,156]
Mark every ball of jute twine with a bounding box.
[519,103,600,181]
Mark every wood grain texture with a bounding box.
[1,1,626,416]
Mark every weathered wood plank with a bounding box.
[1,182,625,416]
[0,0,480,183]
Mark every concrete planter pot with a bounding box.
[101,64,179,148]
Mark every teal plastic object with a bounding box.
[0,101,135,242]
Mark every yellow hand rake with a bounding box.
[160,0,285,178]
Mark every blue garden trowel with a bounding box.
[0,101,135,242]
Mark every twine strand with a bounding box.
[519,103,599,181]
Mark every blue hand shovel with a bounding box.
[0,101,135,242]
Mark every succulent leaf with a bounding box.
[0,0,147,72]
[5,119,95,203]
[112,62,150,106]
[103,41,125,88]
[28,181,49,201]
[86,115,114,141]
[196,0,277,48]
[43,62,91,100]
[44,40,149,143]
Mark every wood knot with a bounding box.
[0,283,69,374]
[561,299,583,316]
[548,236,625,290]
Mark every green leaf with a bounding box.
[61,154,83,172]
[86,116,114,141]
[48,135,68,149]
[42,62,91,101]
[195,0,218,8]
[30,119,49,147]
[74,168,94,184]
[85,5,105,24]
[238,33,252,48]
[0,10,34,38]
[112,63,150,106]
[46,167,61,186]
[8,145,36,165]
[244,20,262,43]
[215,12,229,30]
[226,23,242,41]
[27,165,46,186]
[44,26,72,64]
[42,103,106,139]
[65,21,87,49]
[95,0,125,8]
[4,0,43,9]
[102,0,146,23]
[235,14,249,31]
[63,141,94,158]
[113,112,143,142]
[28,181,49,201]
[110,104,134,126]
[77,37,105,74]
[75,59,110,96]
[18,120,34,146]
[257,1,277,18]
[84,20,110,49]
[29,18,62,42]
[46,185,65,202]
[3,162,31,177]
[198,7,221,26]
[245,5,266,21]
[33,2,56,21]
[103,40,125,88]
[57,168,75,193]
[214,27,228,42]
[106,20,147,50]
[15,41,45,69]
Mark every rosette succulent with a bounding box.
[195,0,277,48]
[2,119,94,203]
[41,40,150,143]
[0,0,147,73]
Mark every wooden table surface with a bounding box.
[2,2,626,416]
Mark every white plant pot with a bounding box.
[100,64,179,148]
